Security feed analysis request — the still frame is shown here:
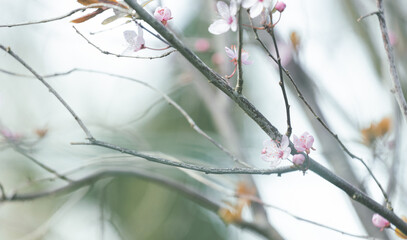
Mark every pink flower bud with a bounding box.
[292,154,305,165]
[372,213,390,231]
[275,1,286,12]
[154,7,173,26]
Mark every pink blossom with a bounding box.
[372,214,390,231]
[292,154,305,165]
[293,132,314,154]
[261,135,291,167]
[208,1,237,35]
[242,0,272,18]
[123,26,145,52]
[154,7,173,26]
[274,1,286,13]
[225,45,252,65]
[194,38,210,52]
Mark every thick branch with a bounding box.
[235,5,244,94]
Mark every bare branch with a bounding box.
[358,2,407,123]
[265,21,292,137]
[73,26,176,59]
[10,143,72,183]
[376,0,407,122]
[235,5,244,94]
[0,45,95,141]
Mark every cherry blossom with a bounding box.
[261,135,291,167]
[225,45,252,65]
[154,7,173,26]
[293,132,315,154]
[224,45,252,78]
[292,154,305,165]
[208,1,237,35]
[242,0,272,18]
[123,26,145,52]
[372,213,390,231]
[274,1,286,13]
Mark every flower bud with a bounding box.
[275,1,286,13]
[372,213,390,231]
[292,154,305,165]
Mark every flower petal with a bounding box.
[249,2,264,18]
[280,135,289,149]
[230,17,237,32]
[241,52,252,65]
[217,1,231,20]
[209,19,230,34]
[230,0,237,15]
[242,0,257,8]
[123,30,137,45]
[263,0,272,8]
[225,46,237,59]
[269,158,281,167]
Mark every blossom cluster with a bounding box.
[124,6,173,53]
[209,0,286,35]
[208,1,286,78]
[261,132,314,167]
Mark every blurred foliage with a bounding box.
[104,177,228,240]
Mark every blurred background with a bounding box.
[0,0,406,239]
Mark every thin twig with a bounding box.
[12,144,73,183]
[73,26,176,59]
[375,0,407,122]
[0,45,95,141]
[357,11,380,22]
[358,4,407,122]
[266,23,292,137]
[135,20,171,46]
[235,5,244,94]
[0,4,133,28]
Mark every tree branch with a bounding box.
[235,4,244,94]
